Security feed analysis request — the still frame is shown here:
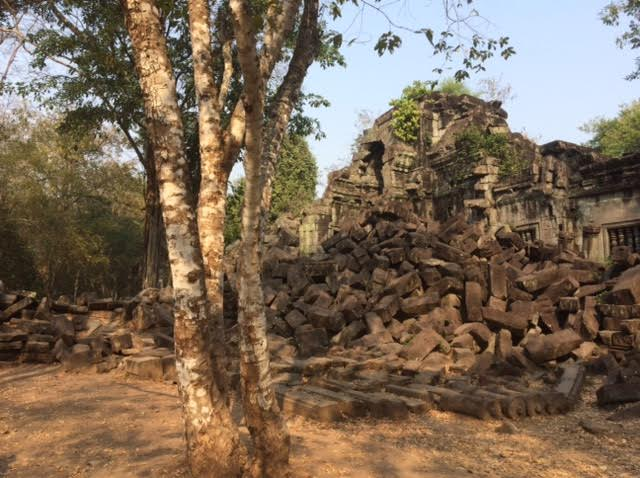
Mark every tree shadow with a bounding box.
[0,454,16,477]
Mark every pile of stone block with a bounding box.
[593,260,640,406]
[258,204,640,384]
[0,282,176,381]
[270,352,585,422]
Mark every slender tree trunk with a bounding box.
[238,98,290,477]
[230,1,290,475]
[122,1,245,476]
[142,143,168,289]
[260,0,320,216]
[187,0,232,398]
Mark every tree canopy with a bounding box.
[581,100,640,157]
[0,105,144,296]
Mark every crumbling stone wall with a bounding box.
[301,94,640,262]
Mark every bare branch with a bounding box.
[261,0,320,210]
[260,0,301,80]
[218,38,233,111]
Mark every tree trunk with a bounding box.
[122,1,245,476]
[187,0,231,399]
[230,1,290,475]
[238,103,290,477]
[259,0,320,217]
[142,142,169,289]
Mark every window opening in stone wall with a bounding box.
[607,223,640,253]
[517,226,537,243]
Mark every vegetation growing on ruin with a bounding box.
[390,79,474,143]
[455,127,529,178]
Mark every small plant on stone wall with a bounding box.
[455,127,527,178]
[389,79,474,144]
[390,95,422,143]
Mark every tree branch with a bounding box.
[260,0,301,80]
[261,0,320,211]
[218,38,233,111]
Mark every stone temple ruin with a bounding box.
[3,93,640,424]
[299,93,640,263]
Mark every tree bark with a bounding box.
[122,1,245,476]
[260,0,320,216]
[187,0,231,399]
[142,142,169,289]
[230,1,291,475]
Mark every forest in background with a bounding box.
[0,102,319,298]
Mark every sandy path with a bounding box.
[1,363,638,478]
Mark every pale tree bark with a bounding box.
[121,1,245,476]
[187,0,232,397]
[229,0,301,475]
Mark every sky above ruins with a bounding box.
[304,0,639,190]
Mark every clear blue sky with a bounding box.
[303,0,639,189]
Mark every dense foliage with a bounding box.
[224,135,317,244]
[581,100,640,157]
[455,127,525,178]
[0,107,144,296]
[389,79,474,143]
[223,178,245,246]
[270,134,318,220]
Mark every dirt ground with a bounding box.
[1,363,639,478]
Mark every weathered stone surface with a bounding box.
[400,293,439,316]
[610,264,640,305]
[596,383,640,405]
[495,329,513,362]
[489,264,507,300]
[125,355,164,380]
[385,272,422,297]
[0,341,23,351]
[401,329,446,361]
[542,276,579,304]
[364,312,385,334]
[482,307,528,333]
[488,296,507,312]
[372,294,400,323]
[0,331,27,342]
[525,329,583,363]
[51,315,75,345]
[454,322,492,349]
[558,297,579,313]
[285,309,308,329]
[1,296,34,321]
[517,268,559,293]
[597,304,640,319]
[62,344,93,370]
[464,281,484,322]
[582,296,600,339]
[295,325,329,357]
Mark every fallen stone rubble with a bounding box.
[2,204,640,422]
[255,203,640,419]
[0,284,177,381]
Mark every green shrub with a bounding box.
[389,79,474,144]
[455,127,527,178]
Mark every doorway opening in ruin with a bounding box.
[364,141,385,194]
